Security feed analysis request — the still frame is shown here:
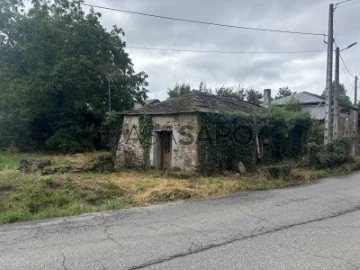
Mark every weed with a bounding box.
[40,176,55,187]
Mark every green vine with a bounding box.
[139,114,153,167]
[198,112,257,175]
[198,106,316,175]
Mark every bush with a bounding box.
[257,105,313,162]
[0,113,33,151]
[45,125,96,153]
[306,138,352,169]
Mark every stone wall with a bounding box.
[115,116,144,170]
[151,113,199,171]
[115,113,200,171]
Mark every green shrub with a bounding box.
[306,138,352,169]
[45,125,96,154]
[307,142,320,169]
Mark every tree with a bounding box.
[275,86,294,100]
[216,85,246,100]
[167,83,191,99]
[196,80,212,95]
[321,82,352,107]
[0,0,148,152]
[167,80,213,99]
[246,89,262,106]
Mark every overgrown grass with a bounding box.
[0,151,108,170]
[1,152,360,224]
[0,170,132,224]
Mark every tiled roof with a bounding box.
[122,92,260,115]
[272,91,358,112]
[272,91,325,105]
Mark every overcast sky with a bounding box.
[84,0,360,101]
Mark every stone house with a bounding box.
[115,92,259,171]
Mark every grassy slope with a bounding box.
[1,152,360,224]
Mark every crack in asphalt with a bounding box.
[60,251,68,270]
[128,205,360,270]
[104,225,122,248]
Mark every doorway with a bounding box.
[159,131,172,169]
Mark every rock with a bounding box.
[237,161,246,174]
[19,159,51,174]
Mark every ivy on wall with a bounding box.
[198,112,257,175]
[139,114,153,167]
[198,104,315,175]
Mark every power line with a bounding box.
[340,57,354,98]
[340,54,355,78]
[127,46,326,54]
[83,3,327,38]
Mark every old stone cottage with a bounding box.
[115,92,259,171]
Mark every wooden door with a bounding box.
[160,131,172,169]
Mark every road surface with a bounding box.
[1,172,360,269]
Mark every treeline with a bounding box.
[167,82,295,106]
[0,0,148,153]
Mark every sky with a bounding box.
[83,0,360,101]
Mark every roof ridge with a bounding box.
[301,91,324,100]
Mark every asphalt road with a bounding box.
[1,173,360,270]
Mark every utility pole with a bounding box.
[354,76,358,156]
[324,3,334,145]
[105,71,117,113]
[333,47,340,140]
[355,76,358,108]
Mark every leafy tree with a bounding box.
[167,83,191,99]
[246,89,262,106]
[0,0,148,152]
[321,82,352,107]
[275,86,294,100]
[196,80,212,94]
[216,85,246,100]
[167,80,213,99]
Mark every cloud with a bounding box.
[84,0,360,101]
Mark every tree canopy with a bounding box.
[275,86,294,100]
[245,89,263,106]
[167,81,212,99]
[167,83,191,99]
[321,82,352,107]
[0,0,148,152]
[167,82,261,104]
[215,85,246,100]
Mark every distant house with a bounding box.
[115,92,259,170]
[272,91,358,138]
